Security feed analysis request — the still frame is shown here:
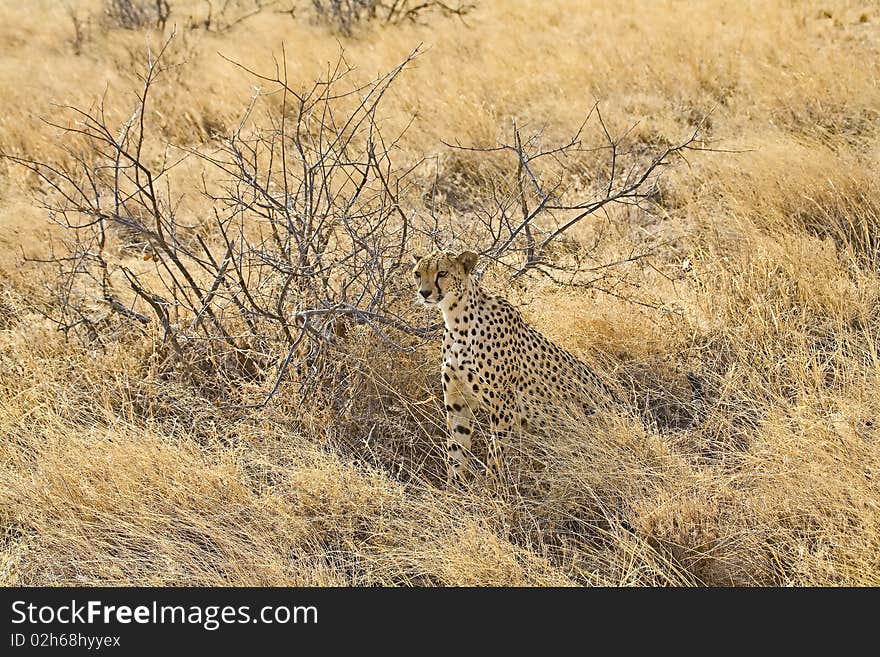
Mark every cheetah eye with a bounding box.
[438,270,449,278]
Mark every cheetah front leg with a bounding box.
[485,392,519,486]
[442,365,477,485]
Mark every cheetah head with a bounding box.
[411,249,478,308]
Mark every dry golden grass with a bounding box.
[1,0,879,586]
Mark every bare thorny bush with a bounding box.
[4,35,703,444]
[311,0,475,35]
[100,1,293,35]
[99,0,470,38]
[103,0,172,30]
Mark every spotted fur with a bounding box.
[413,249,612,484]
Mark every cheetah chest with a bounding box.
[442,326,517,394]
[442,333,475,374]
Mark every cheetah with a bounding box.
[412,249,614,484]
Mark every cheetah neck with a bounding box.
[438,278,482,333]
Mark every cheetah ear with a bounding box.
[456,250,478,273]
[411,253,421,265]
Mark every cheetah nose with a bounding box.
[420,289,431,299]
